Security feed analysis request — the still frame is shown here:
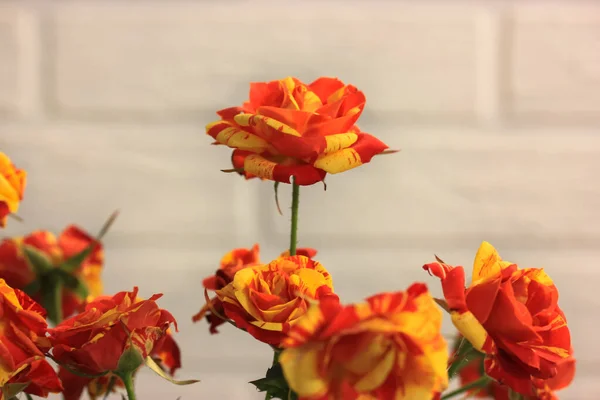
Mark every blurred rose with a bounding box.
[457,348,575,399]
[279,283,448,399]
[0,279,62,399]
[0,225,103,319]
[0,152,26,228]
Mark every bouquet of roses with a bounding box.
[0,76,575,400]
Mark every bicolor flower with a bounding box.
[423,242,573,397]
[206,77,392,185]
[279,283,448,399]
[0,152,26,228]
[215,255,336,346]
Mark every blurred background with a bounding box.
[1,0,599,399]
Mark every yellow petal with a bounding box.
[243,154,276,180]
[450,311,488,352]
[249,320,284,331]
[323,133,358,153]
[471,242,514,285]
[215,125,269,153]
[352,339,396,392]
[295,268,330,296]
[313,148,362,174]
[234,114,301,137]
[280,345,329,398]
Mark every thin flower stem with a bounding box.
[43,276,63,325]
[440,376,490,399]
[289,177,300,256]
[52,280,63,323]
[121,372,136,400]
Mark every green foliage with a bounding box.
[249,362,297,400]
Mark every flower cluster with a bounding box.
[0,75,576,400]
[193,76,575,400]
[0,152,187,400]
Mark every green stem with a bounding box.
[121,372,136,400]
[289,177,300,256]
[447,340,476,379]
[53,279,63,323]
[42,275,63,325]
[440,376,490,399]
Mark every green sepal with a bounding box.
[274,182,283,215]
[59,245,94,273]
[447,337,480,379]
[145,356,199,386]
[60,209,119,274]
[249,362,296,400]
[55,269,89,300]
[23,246,53,275]
[115,346,144,377]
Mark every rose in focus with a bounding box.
[47,287,177,376]
[279,283,448,400]
[192,244,318,334]
[206,76,391,185]
[215,255,335,346]
[423,242,573,397]
[0,279,62,399]
[0,152,26,228]
[0,225,103,319]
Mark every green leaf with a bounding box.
[25,393,34,400]
[59,245,94,273]
[249,363,294,400]
[23,246,53,275]
[55,269,89,300]
[145,356,199,386]
[448,339,480,379]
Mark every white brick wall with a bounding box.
[1,1,599,399]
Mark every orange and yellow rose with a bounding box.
[0,152,26,228]
[457,349,575,399]
[192,244,318,334]
[206,76,391,185]
[0,225,103,319]
[423,242,573,397]
[47,287,176,376]
[279,283,448,399]
[215,255,336,346]
[0,279,62,399]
